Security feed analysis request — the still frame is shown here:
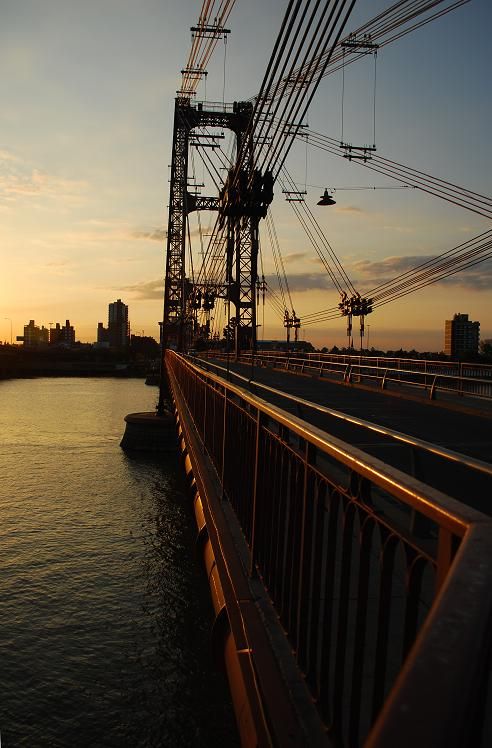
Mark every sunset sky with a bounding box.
[1,0,491,351]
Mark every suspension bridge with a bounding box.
[150,1,492,745]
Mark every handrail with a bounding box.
[207,350,492,403]
[190,354,492,480]
[166,350,492,746]
[260,350,492,377]
[177,351,485,531]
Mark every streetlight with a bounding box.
[4,317,12,344]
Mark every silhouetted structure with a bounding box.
[96,322,110,347]
[49,320,75,347]
[108,299,130,349]
[17,320,49,347]
[130,334,159,358]
[444,312,480,357]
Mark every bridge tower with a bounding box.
[163,97,263,354]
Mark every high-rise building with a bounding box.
[444,313,480,357]
[108,299,130,349]
[49,320,75,346]
[18,320,49,347]
[96,322,109,346]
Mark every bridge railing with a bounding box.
[211,350,492,401]
[189,353,492,517]
[166,350,492,747]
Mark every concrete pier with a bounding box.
[120,411,175,452]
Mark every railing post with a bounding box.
[430,375,438,400]
[203,378,208,450]
[296,441,316,665]
[221,389,228,499]
[249,408,263,577]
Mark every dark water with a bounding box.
[0,378,237,747]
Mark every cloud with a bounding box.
[44,259,73,276]
[283,252,308,264]
[26,222,166,250]
[0,153,88,204]
[0,148,20,163]
[350,255,492,292]
[352,255,430,278]
[265,272,331,293]
[334,205,365,215]
[265,254,492,295]
[120,278,164,300]
[132,227,167,242]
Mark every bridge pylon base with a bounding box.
[120,411,175,452]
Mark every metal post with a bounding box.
[221,389,228,498]
[249,409,263,576]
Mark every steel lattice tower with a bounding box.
[163,98,259,353]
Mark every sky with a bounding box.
[1,0,491,351]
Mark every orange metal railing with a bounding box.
[166,350,492,747]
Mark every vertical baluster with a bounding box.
[318,489,341,724]
[348,516,376,747]
[332,502,357,740]
[274,440,290,615]
[296,444,316,673]
[249,408,262,573]
[306,481,327,696]
[371,534,399,722]
[221,390,228,498]
[287,452,305,643]
[402,554,430,659]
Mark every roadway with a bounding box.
[198,355,492,516]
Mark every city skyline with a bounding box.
[1,0,491,351]
[12,298,144,346]
[6,306,489,355]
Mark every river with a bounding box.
[0,377,237,747]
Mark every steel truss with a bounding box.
[163,98,255,352]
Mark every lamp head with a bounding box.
[317,188,336,206]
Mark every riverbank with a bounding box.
[0,347,158,380]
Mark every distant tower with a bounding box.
[108,299,130,349]
[444,312,480,357]
[62,319,75,345]
[97,322,109,345]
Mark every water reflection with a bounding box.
[0,378,237,747]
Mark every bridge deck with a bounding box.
[202,356,492,515]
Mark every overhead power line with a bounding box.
[278,0,471,97]
[296,127,492,221]
[180,0,236,97]
[300,229,492,326]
